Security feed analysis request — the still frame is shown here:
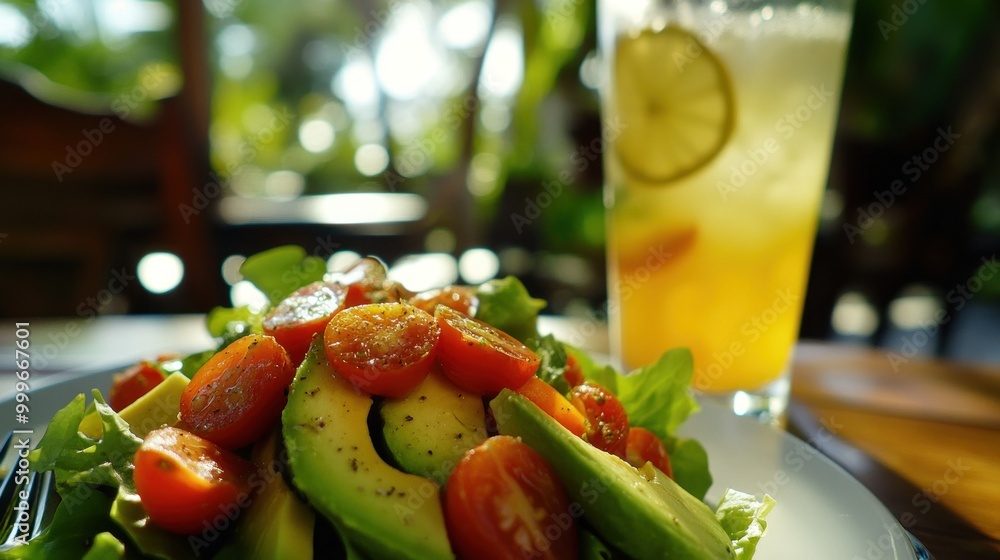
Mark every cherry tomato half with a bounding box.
[262,281,348,364]
[134,427,254,535]
[569,382,630,459]
[179,335,295,450]
[323,302,439,398]
[445,436,578,560]
[515,377,587,439]
[626,427,673,479]
[109,361,165,411]
[410,286,478,316]
[435,306,540,395]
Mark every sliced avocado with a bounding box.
[234,428,314,559]
[79,372,189,439]
[381,366,487,485]
[282,342,455,560]
[491,389,735,560]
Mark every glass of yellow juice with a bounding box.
[599,0,855,422]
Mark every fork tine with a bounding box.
[0,433,59,549]
[0,472,42,549]
[30,471,57,539]
[0,432,17,508]
[0,432,21,543]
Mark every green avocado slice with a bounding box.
[380,366,487,486]
[282,341,455,560]
[491,389,735,560]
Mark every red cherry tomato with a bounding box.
[563,354,584,388]
[410,286,478,316]
[515,377,587,439]
[262,281,348,364]
[626,427,674,479]
[323,302,439,398]
[435,306,540,395]
[179,335,295,450]
[109,361,166,411]
[445,436,578,560]
[134,427,254,535]
[569,382,630,459]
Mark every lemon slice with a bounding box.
[613,25,735,184]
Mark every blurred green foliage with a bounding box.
[0,0,179,119]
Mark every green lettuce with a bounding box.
[206,305,265,347]
[474,276,546,342]
[239,245,326,304]
[526,334,571,394]
[716,489,776,560]
[29,392,141,496]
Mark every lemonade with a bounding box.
[602,3,854,409]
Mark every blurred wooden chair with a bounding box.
[0,2,219,317]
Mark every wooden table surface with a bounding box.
[1,317,999,559]
[789,342,1000,559]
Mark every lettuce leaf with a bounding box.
[716,489,776,560]
[474,276,546,342]
[29,391,142,496]
[566,345,712,500]
[526,334,571,394]
[206,305,264,347]
[662,436,713,502]
[239,245,325,304]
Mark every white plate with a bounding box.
[683,398,918,560]
[5,369,919,559]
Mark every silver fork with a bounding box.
[0,432,58,550]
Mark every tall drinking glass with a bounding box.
[600,0,855,423]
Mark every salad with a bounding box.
[3,246,773,560]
